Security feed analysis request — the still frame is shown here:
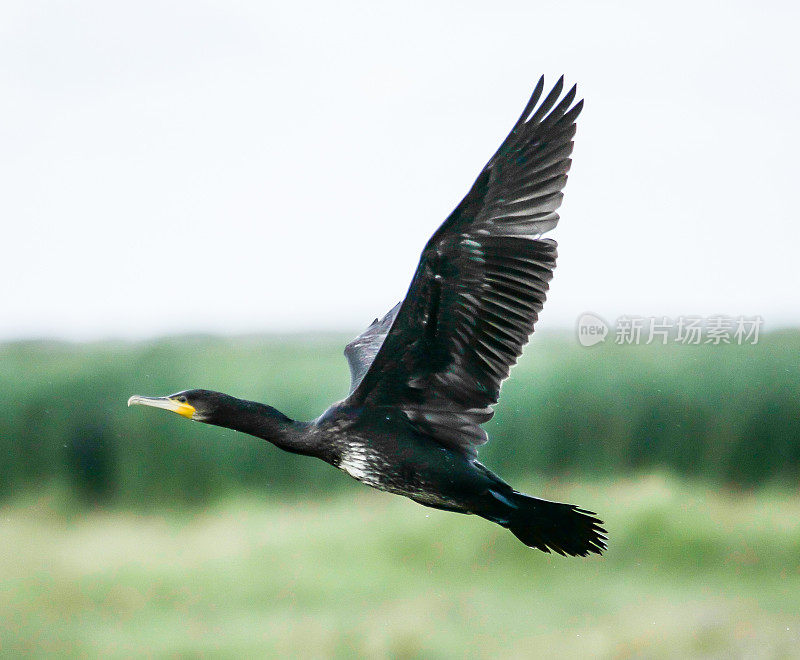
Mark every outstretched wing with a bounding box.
[346,77,581,456]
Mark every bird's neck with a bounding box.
[209,396,313,456]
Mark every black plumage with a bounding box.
[129,77,607,557]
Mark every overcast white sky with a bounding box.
[1,1,798,341]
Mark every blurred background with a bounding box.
[2,0,799,657]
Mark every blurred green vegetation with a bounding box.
[2,333,799,656]
[1,475,799,657]
[1,330,799,506]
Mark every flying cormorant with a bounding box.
[129,77,607,556]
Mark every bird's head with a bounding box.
[127,389,227,422]
[127,389,297,445]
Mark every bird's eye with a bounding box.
[176,396,187,403]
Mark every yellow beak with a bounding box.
[127,395,196,419]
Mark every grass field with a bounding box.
[3,474,799,658]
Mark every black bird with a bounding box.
[129,77,606,556]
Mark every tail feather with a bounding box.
[488,490,607,557]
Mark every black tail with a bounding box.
[484,489,607,557]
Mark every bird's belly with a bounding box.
[336,443,467,510]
